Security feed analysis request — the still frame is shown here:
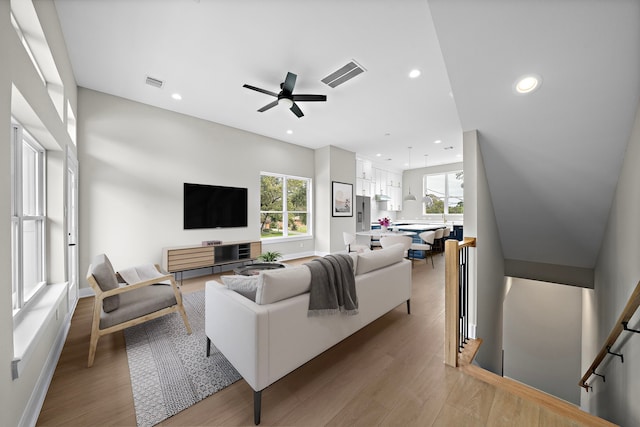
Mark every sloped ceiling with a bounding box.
[429,0,640,269]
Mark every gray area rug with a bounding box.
[124,289,241,427]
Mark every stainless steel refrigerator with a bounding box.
[356,196,371,232]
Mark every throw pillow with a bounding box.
[256,265,311,305]
[221,274,261,301]
[355,243,404,275]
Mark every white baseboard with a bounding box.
[19,310,72,427]
[469,323,477,339]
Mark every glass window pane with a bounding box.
[22,142,38,215]
[287,178,307,211]
[260,175,283,212]
[447,172,464,214]
[424,174,445,214]
[261,213,283,238]
[11,220,19,310]
[22,219,44,302]
[288,213,307,235]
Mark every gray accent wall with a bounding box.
[503,277,582,405]
[465,129,506,374]
[582,101,640,424]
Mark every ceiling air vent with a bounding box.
[321,60,366,88]
[145,76,164,88]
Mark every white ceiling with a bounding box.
[53,0,463,171]
[53,0,640,270]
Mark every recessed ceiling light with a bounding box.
[514,74,542,94]
[376,153,381,157]
[286,129,293,135]
[456,154,463,158]
[171,93,182,100]
[434,139,442,144]
[409,69,421,79]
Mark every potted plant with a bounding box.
[258,251,282,263]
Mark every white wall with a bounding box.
[400,161,464,221]
[503,277,582,404]
[314,145,356,255]
[465,129,506,374]
[78,88,318,279]
[582,101,640,425]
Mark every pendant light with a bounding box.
[422,154,434,208]
[403,147,417,202]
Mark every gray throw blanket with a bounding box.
[305,254,358,316]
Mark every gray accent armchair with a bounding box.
[86,253,192,367]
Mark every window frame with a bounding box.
[422,170,464,215]
[11,121,47,317]
[260,172,313,241]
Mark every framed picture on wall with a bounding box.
[332,181,353,217]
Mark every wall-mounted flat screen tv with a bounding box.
[184,183,248,229]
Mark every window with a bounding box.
[11,123,46,314]
[423,171,464,214]
[11,12,46,86]
[260,173,312,239]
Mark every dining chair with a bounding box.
[409,230,436,268]
[380,235,413,258]
[343,232,371,253]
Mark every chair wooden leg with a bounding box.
[87,329,100,368]
[178,304,192,334]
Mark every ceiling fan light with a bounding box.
[279,98,294,108]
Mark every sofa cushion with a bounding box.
[90,253,120,313]
[221,274,261,301]
[355,243,404,276]
[256,265,311,305]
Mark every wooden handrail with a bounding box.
[579,280,640,390]
[445,237,476,367]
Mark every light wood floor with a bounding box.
[37,254,604,426]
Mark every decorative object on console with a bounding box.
[202,240,222,247]
[332,181,353,217]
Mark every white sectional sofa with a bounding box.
[205,244,412,424]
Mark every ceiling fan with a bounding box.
[243,72,327,118]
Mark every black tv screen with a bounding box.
[184,183,248,229]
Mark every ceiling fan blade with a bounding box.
[243,84,278,97]
[292,94,327,102]
[258,100,279,112]
[290,102,304,118]
[282,72,297,95]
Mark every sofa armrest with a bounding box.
[205,280,270,391]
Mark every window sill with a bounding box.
[12,282,67,380]
[261,235,313,245]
